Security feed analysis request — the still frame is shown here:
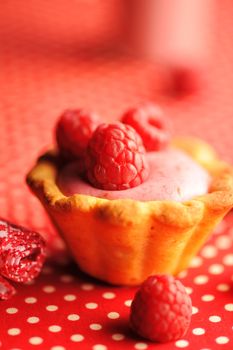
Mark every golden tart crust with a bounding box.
[27,138,233,285]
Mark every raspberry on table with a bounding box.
[85,122,149,190]
[56,109,99,160]
[122,103,170,151]
[130,274,192,343]
[0,218,46,283]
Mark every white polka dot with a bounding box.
[201,294,215,302]
[193,275,209,285]
[209,315,221,323]
[29,337,43,345]
[223,254,233,266]
[60,275,74,283]
[27,317,40,324]
[107,312,120,319]
[190,256,203,267]
[70,334,84,342]
[192,306,199,315]
[215,336,229,344]
[112,333,125,341]
[25,297,37,304]
[46,305,58,311]
[85,303,98,309]
[53,238,66,250]
[64,294,76,301]
[48,325,62,333]
[6,307,18,314]
[90,324,102,330]
[208,264,224,275]
[51,347,65,350]
[92,345,107,350]
[192,328,205,335]
[213,221,226,235]
[185,287,193,295]
[216,283,230,292]
[8,328,21,336]
[43,285,56,293]
[134,343,148,349]
[216,235,232,249]
[124,299,132,307]
[178,270,187,279]
[67,314,80,321]
[201,245,217,258]
[102,292,116,299]
[175,340,189,348]
[224,303,233,311]
[81,283,94,291]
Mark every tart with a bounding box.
[26,108,233,285]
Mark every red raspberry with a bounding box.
[122,103,170,151]
[130,275,192,343]
[56,109,99,160]
[0,218,46,283]
[85,122,149,190]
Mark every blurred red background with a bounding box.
[0,2,233,350]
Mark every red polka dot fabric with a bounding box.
[0,1,233,349]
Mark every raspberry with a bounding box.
[0,218,46,283]
[122,103,170,151]
[85,122,149,190]
[56,109,99,160]
[130,275,192,343]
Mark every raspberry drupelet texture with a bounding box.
[130,275,192,343]
[56,109,99,160]
[122,103,170,151]
[0,218,46,283]
[85,122,149,190]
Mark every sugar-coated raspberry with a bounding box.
[0,218,46,283]
[130,275,192,343]
[85,122,149,190]
[122,103,170,151]
[56,109,99,160]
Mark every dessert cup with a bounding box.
[27,138,233,285]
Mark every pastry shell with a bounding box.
[27,138,233,285]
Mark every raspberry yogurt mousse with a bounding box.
[57,148,210,202]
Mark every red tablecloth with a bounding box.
[1,1,233,349]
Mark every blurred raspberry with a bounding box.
[122,103,170,151]
[130,275,192,342]
[0,218,46,283]
[85,122,149,190]
[168,67,201,97]
[56,109,99,160]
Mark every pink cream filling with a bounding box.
[57,149,210,202]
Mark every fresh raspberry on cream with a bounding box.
[58,148,210,201]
